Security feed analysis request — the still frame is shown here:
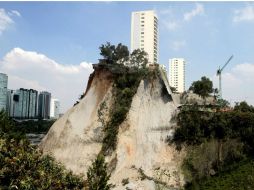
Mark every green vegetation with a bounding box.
[190,160,254,190]
[171,105,254,152]
[234,101,254,112]
[14,119,55,134]
[101,65,150,154]
[99,42,130,65]
[86,154,112,190]
[98,42,159,155]
[129,49,148,68]
[170,102,254,189]
[0,111,84,189]
[99,42,148,67]
[189,76,215,99]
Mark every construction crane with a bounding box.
[217,55,233,99]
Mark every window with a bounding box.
[141,21,144,23]
[141,32,144,34]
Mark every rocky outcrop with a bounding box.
[40,65,185,189]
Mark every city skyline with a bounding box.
[0,72,60,119]
[0,2,254,111]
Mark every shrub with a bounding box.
[87,154,112,190]
[0,111,84,189]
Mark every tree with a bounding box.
[129,49,148,68]
[87,154,112,190]
[234,101,254,112]
[99,42,115,64]
[114,43,129,64]
[189,76,213,99]
[217,99,230,108]
[99,42,129,65]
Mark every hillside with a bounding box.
[40,63,185,189]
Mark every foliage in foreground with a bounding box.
[86,154,112,190]
[0,111,84,189]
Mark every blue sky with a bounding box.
[1,2,254,111]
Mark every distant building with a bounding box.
[6,89,15,116]
[38,91,51,119]
[10,88,38,119]
[0,73,8,111]
[50,98,60,119]
[131,10,158,64]
[169,58,186,93]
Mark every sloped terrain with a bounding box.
[40,65,185,189]
[40,68,114,175]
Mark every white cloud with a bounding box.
[0,8,13,35]
[184,3,204,21]
[233,5,254,23]
[171,40,186,51]
[0,8,21,35]
[160,3,204,32]
[0,48,93,112]
[162,20,179,31]
[10,10,21,17]
[212,63,254,106]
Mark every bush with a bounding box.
[87,154,112,190]
[0,111,84,189]
[172,104,254,189]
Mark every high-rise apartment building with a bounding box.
[50,98,60,119]
[0,73,8,111]
[131,10,158,64]
[38,91,51,119]
[169,58,186,93]
[10,88,38,119]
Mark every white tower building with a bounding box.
[50,98,60,119]
[169,58,186,93]
[131,10,158,64]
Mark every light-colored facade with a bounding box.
[131,10,158,64]
[169,58,186,93]
[0,73,8,111]
[50,98,60,119]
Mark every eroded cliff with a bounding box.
[40,64,185,189]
